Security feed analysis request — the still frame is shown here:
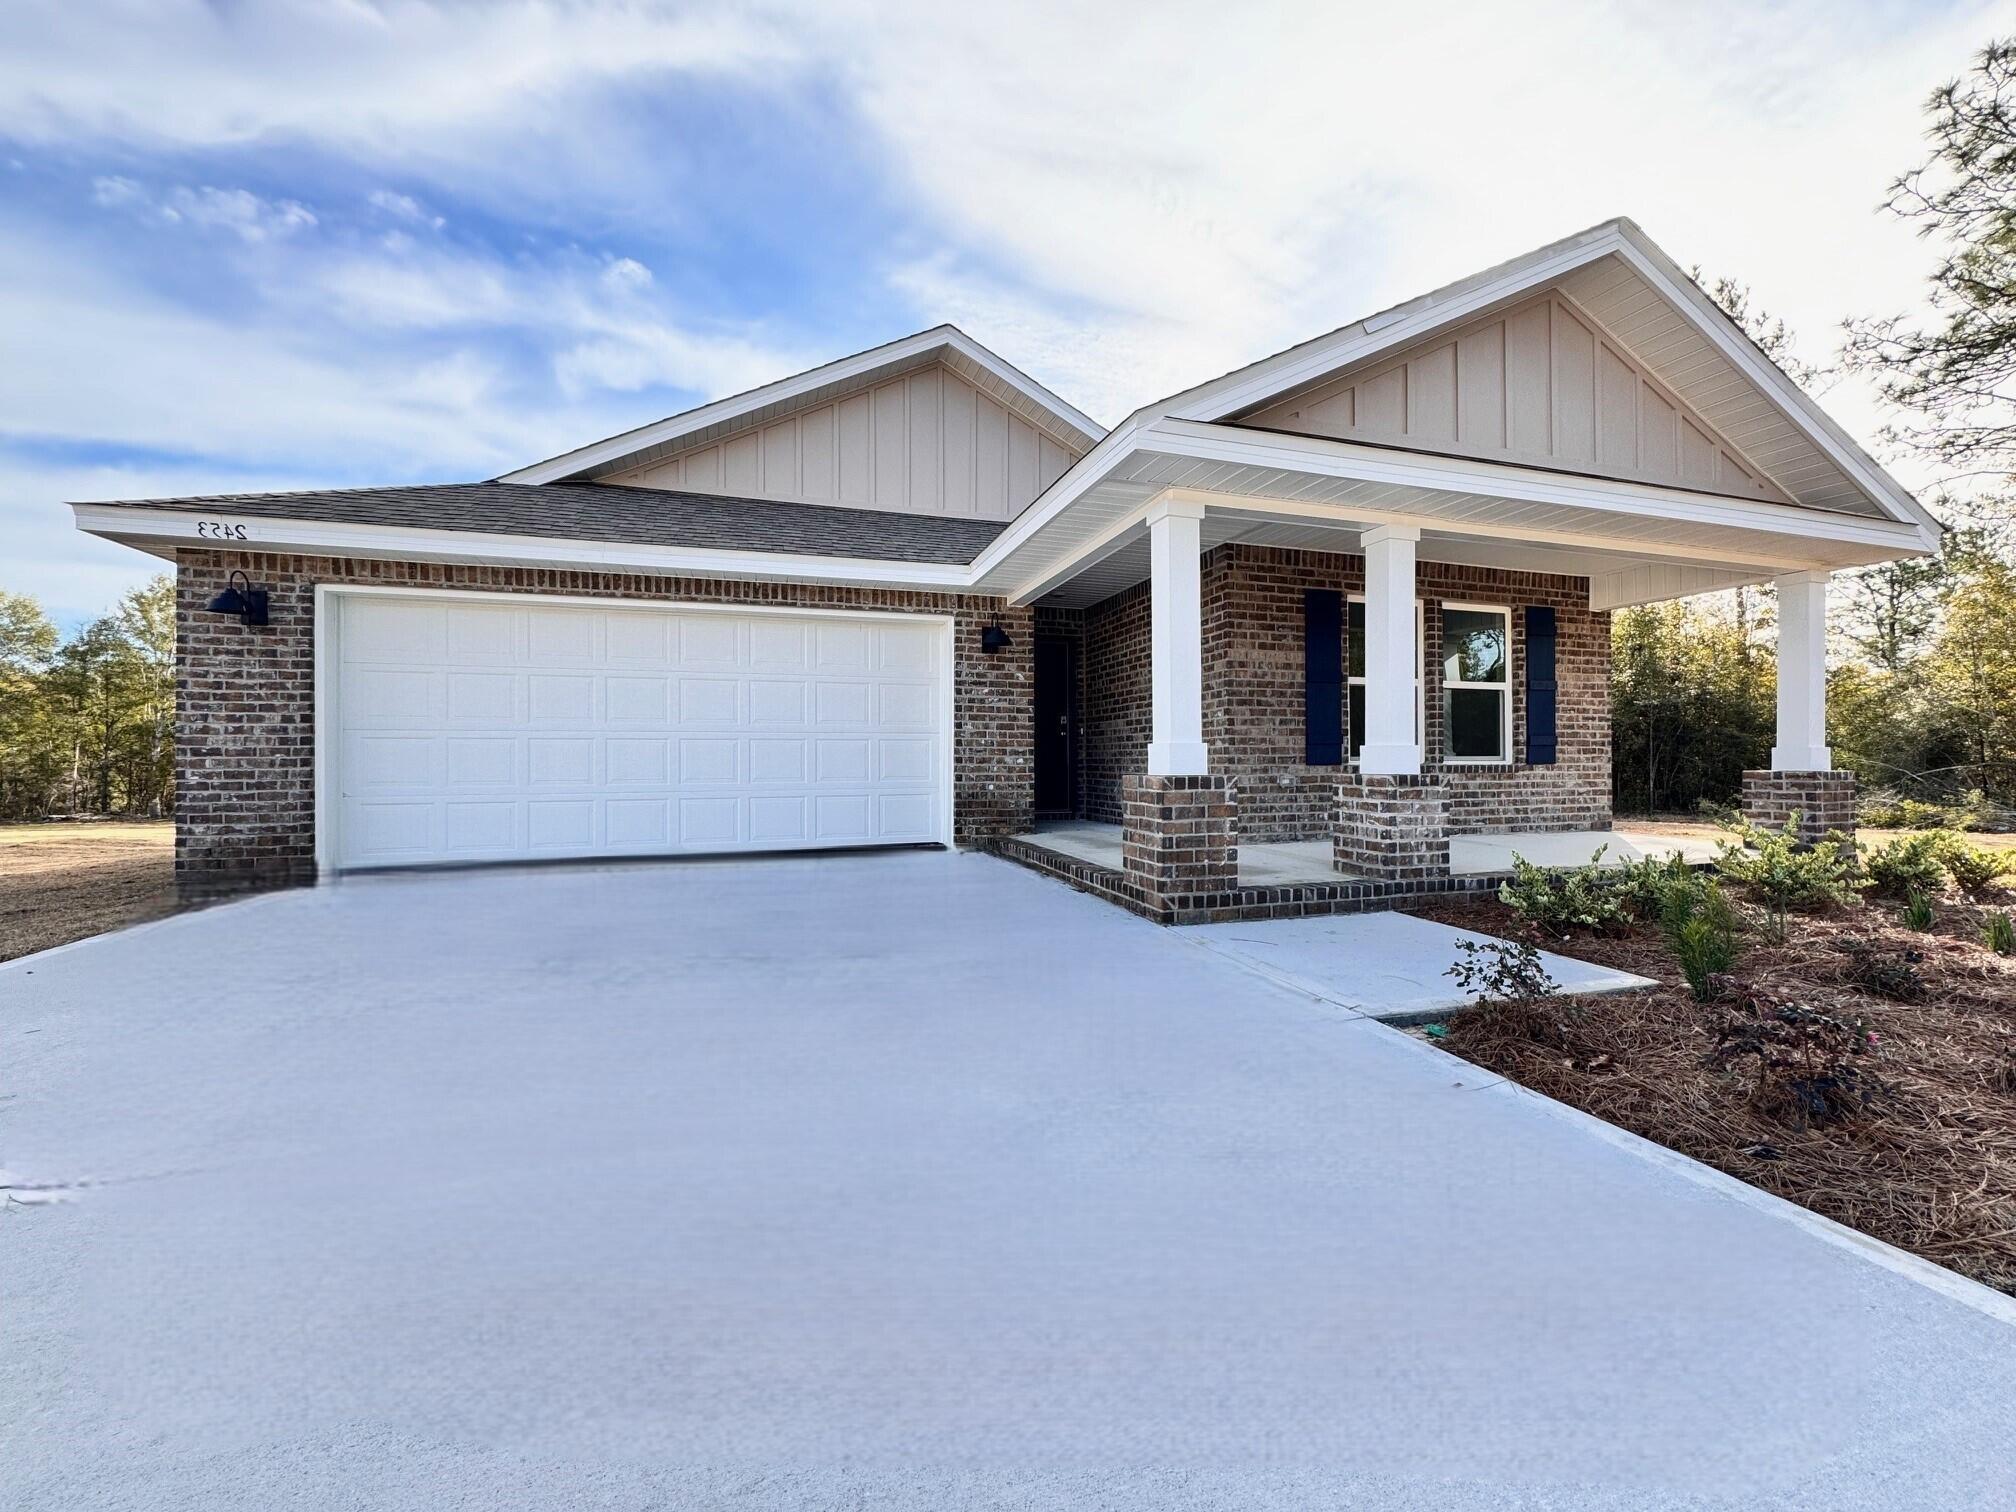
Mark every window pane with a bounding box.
[1346,600,1365,680]
[1447,688,1505,759]
[1442,608,1506,684]
[1348,683,1366,760]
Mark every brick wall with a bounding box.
[1741,769,1857,844]
[175,551,1033,879]
[1077,543,1611,839]
[1080,582,1151,824]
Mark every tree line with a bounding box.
[1613,38,2016,824]
[0,576,175,821]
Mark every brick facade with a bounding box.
[1075,544,1611,839]
[1333,775,1451,882]
[1119,774,1239,922]
[1740,769,1857,844]
[175,551,1033,881]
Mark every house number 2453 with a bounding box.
[194,520,250,540]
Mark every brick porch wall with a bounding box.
[174,551,1033,880]
[1079,544,1611,839]
[1740,769,1857,844]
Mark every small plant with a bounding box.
[1860,795,1953,830]
[1658,874,1741,1000]
[1986,911,2016,956]
[1838,936,1928,1001]
[1901,891,1936,931]
[1943,844,2012,896]
[1497,850,1628,936]
[1863,831,1958,899]
[1445,937,1560,1007]
[1715,816,1864,941]
[1705,980,1881,1129]
[1612,851,1695,922]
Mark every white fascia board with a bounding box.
[1606,224,1943,545]
[1165,218,1940,547]
[1171,222,1632,424]
[499,326,1102,486]
[1145,419,1933,556]
[70,504,974,591]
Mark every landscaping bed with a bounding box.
[1406,829,2016,1296]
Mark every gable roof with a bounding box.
[81,481,1007,564]
[1152,218,1936,533]
[500,325,1104,487]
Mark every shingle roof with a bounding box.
[87,481,1009,565]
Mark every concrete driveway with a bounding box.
[5,851,2014,1510]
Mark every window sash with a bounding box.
[1440,602,1512,764]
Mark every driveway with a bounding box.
[5,851,2014,1509]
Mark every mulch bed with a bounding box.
[1404,887,2016,1295]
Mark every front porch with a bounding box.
[996,819,1721,925]
[1015,819,1720,885]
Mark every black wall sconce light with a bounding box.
[980,617,1012,654]
[204,570,270,627]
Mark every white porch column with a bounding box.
[1145,495,1209,776]
[1358,524,1422,775]
[1771,569,1832,772]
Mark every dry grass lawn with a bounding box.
[0,821,180,963]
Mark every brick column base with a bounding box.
[1741,770,1857,844]
[1121,774,1238,920]
[1334,775,1450,882]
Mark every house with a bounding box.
[74,219,1940,923]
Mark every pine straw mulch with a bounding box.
[1403,888,2016,1295]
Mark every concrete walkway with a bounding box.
[1020,820,1719,885]
[4,850,2013,1509]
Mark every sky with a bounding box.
[3,0,2012,630]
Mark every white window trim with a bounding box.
[1440,600,1514,767]
[1344,595,1425,766]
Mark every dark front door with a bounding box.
[1033,635,1077,817]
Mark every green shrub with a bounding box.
[1612,852,1695,922]
[1985,912,2015,956]
[1497,849,1629,936]
[1943,844,2012,896]
[1901,891,1936,931]
[1861,795,1953,830]
[1445,938,1560,1006]
[1659,875,1741,1000]
[1863,831,1959,899]
[1715,817,1864,940]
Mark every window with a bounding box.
[1345,597,1424,763]
[1442,603,1511,763]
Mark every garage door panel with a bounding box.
[446,737,517,788]
[333,598,946,869]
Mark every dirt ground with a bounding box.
[1408,875,2016,1295]
[0,821,180,964]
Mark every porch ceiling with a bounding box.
[973,418,1938,611]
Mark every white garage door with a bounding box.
[328,593,950,870]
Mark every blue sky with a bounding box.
[4,0,2011,629]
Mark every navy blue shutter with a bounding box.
[1525,606,1557,766]
[1305,590,1344,766]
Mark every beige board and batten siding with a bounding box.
[604,364,1078,521]
[1238,291,1788,505]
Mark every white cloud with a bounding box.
[91,176,318,241]
[0,0,797,152]
[368,189,444,228]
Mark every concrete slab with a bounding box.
[1016,822,1718,887]
[1186,908,1655,1019]
[1454,826,1722,875]
[5,850,2013,1509]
